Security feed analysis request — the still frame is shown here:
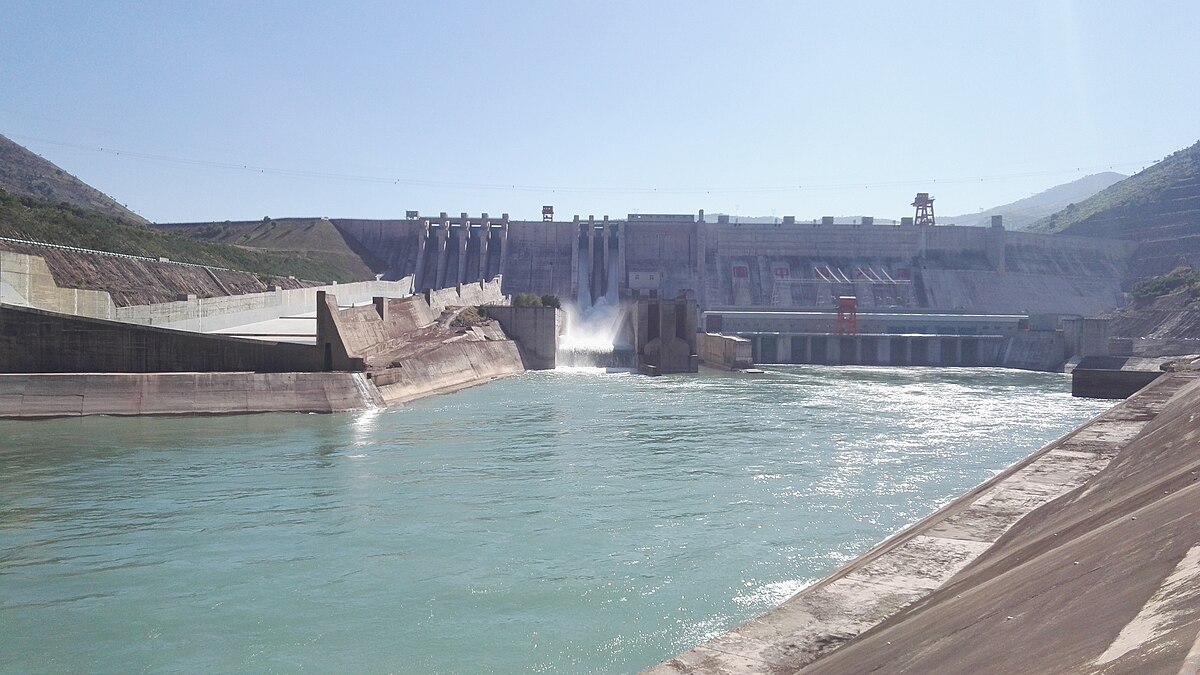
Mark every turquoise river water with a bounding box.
[1,366,1111,673]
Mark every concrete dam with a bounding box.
[332,212,1132,317]
[328,212,1134,370]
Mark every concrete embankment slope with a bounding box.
[647,372,1200,674]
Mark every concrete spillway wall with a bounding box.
[0,371,378,418]
[0,303,322,374]
[116,278,414,332]
[648,371,1200,674]
[371,340,524,405]
[334,217,510,293]
[485,306,562,370]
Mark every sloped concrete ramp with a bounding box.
[647,373,1200,674]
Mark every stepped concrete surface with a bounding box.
[646,372,1200,674]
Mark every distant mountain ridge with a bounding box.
[944,172,1126,230]
[0,133,147,225]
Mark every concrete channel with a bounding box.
[646,372,1200,673]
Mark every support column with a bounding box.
[434,220,450,289]
[456,222,469,285]
[777,335,791,363]
[478,219,491,281]
[570,221,580,301]
[929,337,943,366]
[616,221,626,300]
[586,219,596,302]
[413,220,430,291]
[600,220,611,299]
[497,218,509,283]
[878,336,890,364]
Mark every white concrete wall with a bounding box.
[0,250,117,318]
[115,276,415,332]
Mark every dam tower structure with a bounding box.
[912,192,936,226]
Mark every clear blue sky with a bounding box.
[1,1,1197,223]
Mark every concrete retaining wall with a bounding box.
[117,277,414,332]
[0,247,416,332]
[0,371,377,418]
[485,306,562,370]
[698,333,753,370]
[0,303,322,373]
[1072,367,1163,399]
[0,249,117,318]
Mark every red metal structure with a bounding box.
[836,296,858,334]
[912,192,936,226]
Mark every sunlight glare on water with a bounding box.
[0,366,1110,673]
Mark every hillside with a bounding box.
[1026,140,1200,280]
[155,218,378,282]
[0,134,148,225]
[1028,140,1200,237]
[943,172,1125,230]
[0,189,360,283]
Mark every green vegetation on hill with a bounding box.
[154,217,376,281]
[511,293,561,308]
[1028,141,1200,236]
[0,189,357,282]
[1130,266,1200,302]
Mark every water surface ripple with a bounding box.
[0,366,1111,673]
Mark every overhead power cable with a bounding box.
[9,133,1150,197]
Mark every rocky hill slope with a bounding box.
[0,134,148,225]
